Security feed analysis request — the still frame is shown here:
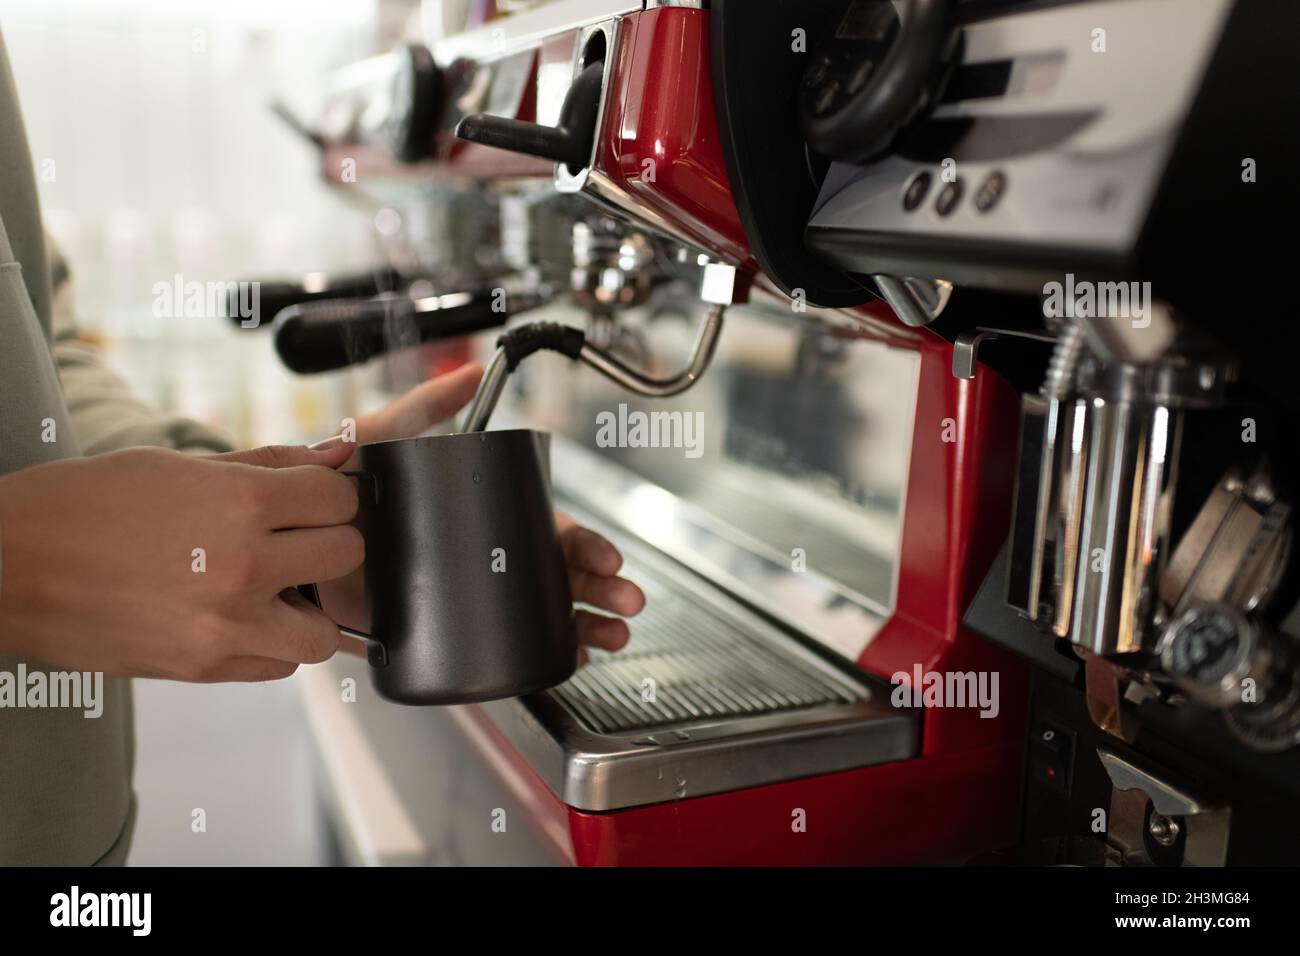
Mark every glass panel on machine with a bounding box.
[494,297,919,617]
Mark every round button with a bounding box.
[902,171,932,211]
[813,79,842,117]
[974,170,1007,213]
[803,54,832,90]
[935,178,964,217]
[846,59,876,95]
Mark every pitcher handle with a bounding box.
[294,469,387,666]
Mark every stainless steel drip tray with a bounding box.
[479,525,917,812]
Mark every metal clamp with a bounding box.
[1099,750,1230,866]
[952,325,1056,380]
[875,275,953,328]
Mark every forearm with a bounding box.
[54,340,234,454]
[46,235,234,456]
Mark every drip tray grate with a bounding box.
[481,494,916,811]
[550,569,868,734]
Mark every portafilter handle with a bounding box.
[459,304,726,433]
[271,283,546,374]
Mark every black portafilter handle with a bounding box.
[228,268,406,329]
[271,287,542,374]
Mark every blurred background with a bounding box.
[4,0,428,864]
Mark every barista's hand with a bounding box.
[556,511,644,663]
[314,362,644,655]
[314,362,483,640]
[0,442,362,681]
[335,362,487,475]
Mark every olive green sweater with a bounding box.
[0,29,231,865]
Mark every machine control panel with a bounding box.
[805,0,1233,291]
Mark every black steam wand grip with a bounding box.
[459,306,726,432]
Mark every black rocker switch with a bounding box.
[1028,721,1075,796]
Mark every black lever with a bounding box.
[454,62,604,175]
[271,287,543,374]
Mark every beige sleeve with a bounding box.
[46,235,235,456]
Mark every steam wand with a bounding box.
[460,304,726,433]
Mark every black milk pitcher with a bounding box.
[302,313,725,705]
[308,429,576,705]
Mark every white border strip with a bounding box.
[298,663,429,867]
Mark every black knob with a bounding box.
[454,61,603,175]
[1161,604,1263,709]
[385,43,440,163]
[800,0,961,163]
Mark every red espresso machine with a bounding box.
[274,0,1298,866]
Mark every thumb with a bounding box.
[208,439,354,471]
[362,362,484,442]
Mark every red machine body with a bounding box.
[454,334,1028,865]
[594,8,751,267]
[381,4,1029,865]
